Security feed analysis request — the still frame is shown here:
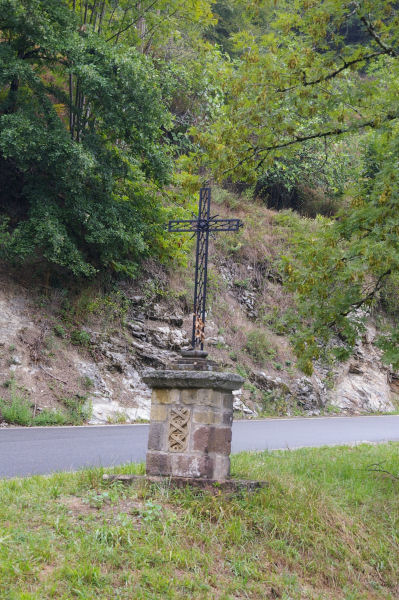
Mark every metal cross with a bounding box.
[168,187,243,350]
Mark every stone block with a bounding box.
[222,410,233,426]
[193,407,223,425]
[222,393,233,409]
[211,455,230,480]
[193,426,232,455]
[192,425,210,453]
[210,427,232,454]
[142,370,244,391]
[153,388,180,405]
[147,422,166,451]
[180,389,199,405]
[146,451,170,476]
[198,388,223,407]
[171,453,212,478]
[150,404,168,422]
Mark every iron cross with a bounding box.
[168,187,243,350]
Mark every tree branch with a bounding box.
[277,51,385,93]
[359,14,398,57]
[224,110,399,174]
[367,462,399,481]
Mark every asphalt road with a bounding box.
[1,415,399,478]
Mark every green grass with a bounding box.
[0,444,398,599]
[0,382,91,426]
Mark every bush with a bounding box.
[70,330,91,347]
[33,410,67,426]
[62,396,92,425]
[245,330,276,365]
[0,395,32,426]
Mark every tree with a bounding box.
[190,0,399,369]
[0,0,172,277]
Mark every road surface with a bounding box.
[1,415,398,478]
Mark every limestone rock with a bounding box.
[232,389,255,415]
[329,324,394,413]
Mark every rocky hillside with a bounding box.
[0,194,397,426]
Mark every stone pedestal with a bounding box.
[142,370,244,480]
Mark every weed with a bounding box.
[80,375,94,390]
[141,500,163,523]
[70,329,91,347]
[53,324,67,338]
[62,396,92,424]
[0,393,32,425]
[236,364,247,378]
[33,409,67,426]
[83,491,111,509]
[106,411,128,424]
[233,278,251,289]
[245,330,276,365]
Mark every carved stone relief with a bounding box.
[168,406,190,452]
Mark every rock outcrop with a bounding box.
[329,325,395,413]
[0,271,396,425]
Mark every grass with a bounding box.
[0,444,398,599]
[0,382,91,426]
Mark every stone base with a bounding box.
[103,474,267,494]
[142,369,244,481]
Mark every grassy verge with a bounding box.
[1,444,398,599]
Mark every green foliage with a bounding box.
[62,395,91,424]
[32,409,68,426]
[53,324,67,339]
[0,393,32,426]
[70,329,91,347]
[0,0,173,277]
[245,330,276,365]
[0,375,92,425]
[275,125,399,372]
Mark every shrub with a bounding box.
[70,330,91,347]
[53,324,67,339]
[245,330,276,365]
[62,396,92,425]
[33,410,67,426]
[0,395,32,426]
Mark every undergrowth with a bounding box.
[0,380,91,426]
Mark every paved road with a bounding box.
[1,415,399,478]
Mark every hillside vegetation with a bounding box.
[2,1,399,378]
[0,186,397,424]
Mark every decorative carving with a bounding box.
[168,407,190,452]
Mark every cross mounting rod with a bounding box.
[167,187,243,350]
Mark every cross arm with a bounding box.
[167,219,200,233]
[207,218,243,232]
[167,218,243,233]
